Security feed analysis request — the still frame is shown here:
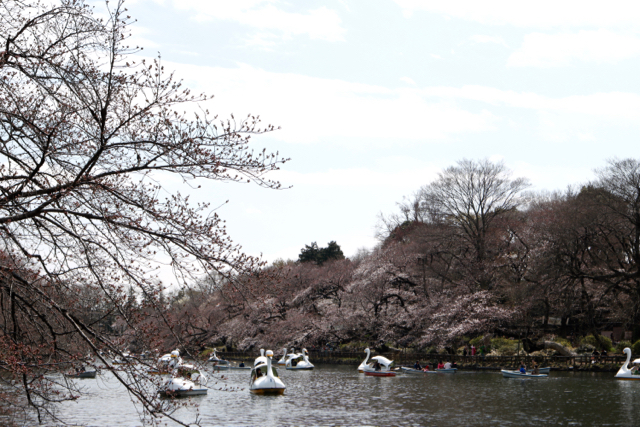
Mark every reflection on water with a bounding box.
[48,365,635,426]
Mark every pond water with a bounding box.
[43,364,635,426]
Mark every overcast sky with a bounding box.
[109,0,640,265]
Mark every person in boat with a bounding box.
[255,368,262,378]
[519,363,526,374]
[413,361,422,370]
[444,361,452,369]
[531,364,540,375]
[451,361,458,369]
[422,365,430,372]
[239,362,245,367]
[437,361,444,370]
[373,361,382,371]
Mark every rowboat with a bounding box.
[65,370,97,379]
[426,368,457,374]
[501,369,548,378]
[400,367,424,374]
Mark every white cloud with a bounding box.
[400,76,417,85]
[508,30,640,67]
[419,86,640,120]
[166,0,345,42]
[392,0,640,28]
[162,62,499,144]
[469,35,508,47]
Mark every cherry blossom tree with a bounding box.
[0,0,285,424]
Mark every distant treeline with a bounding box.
[153,158,640,354]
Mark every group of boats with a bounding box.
[64,345,640,397]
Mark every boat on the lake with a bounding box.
[358,348,371,373]
[208,349,233,370]
[65,370,97,378]
[501,369,548,378]
[615,347,640,380]
[400,366,424,374]
[277,348,291,366]
[228,364,251,370]
[286,348,314,370]
[151,349,182,374]
[363,355,396,377]
[112,352,135,365]
[401,366,457,374]
[159,364,208,397]
[250,350,286,395]
[427,368,457,374]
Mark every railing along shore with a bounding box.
[216,350,627,369]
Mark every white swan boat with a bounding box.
[363,355,396,377]
[286,348,314,370]
[615,348,640,380]
[150,349,182,374]
[250,350,286,394]
[277,348,291,366]
[501,369,548,378]
[358,348,371,373]
[159,364,208,397]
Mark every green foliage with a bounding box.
[200,347,217,358]
[580,334,613,351]
[486,338,524,356]
[298,241,345,265]
[616,341,632,353]
[551,337,573,349]
[469,336,484,347]
[632,340,640,355]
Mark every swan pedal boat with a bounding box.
[277,348,292,366]
[159,364,208,397]
[615,347,640,380]
[250,350,286,394]
[286,348,314,370]
[501,369,548,378]
[65,370,97,378]
[362,354,396,377]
